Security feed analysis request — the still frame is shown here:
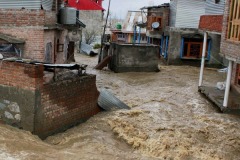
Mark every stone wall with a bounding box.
[0,61,100,139]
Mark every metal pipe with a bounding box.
[133,25,136,44]
[138,27,141,44]
[223,60,233,107]
[199,32,208,87]
[99,0,111,63]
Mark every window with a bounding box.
[147,16,162,30]
[181,38,209,59]
[227,0,240,41]
[237,64,240,86]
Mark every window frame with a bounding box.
[180,38,211,60]
[227,0,240,42]
[237,64,240,86]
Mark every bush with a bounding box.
[93,43,101,49]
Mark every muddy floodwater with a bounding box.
[1,54,240,160]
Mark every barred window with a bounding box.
[237,64,240,86]
[228,0,240,41]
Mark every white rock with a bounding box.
[216,82,226,90]
[3,100,10,104]
[15,114,21,121]
[8,102,20,113]
[0,54,3,59]
[4,111,14,120]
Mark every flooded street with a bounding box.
[1,53,240,160]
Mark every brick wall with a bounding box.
[199,15,223,33]
[0,9,58,62]
[0,9,45,27]
[220,0,240,60]
[35,75,100,138]
[0,28,45,61]
[0,61,100,138]
[220,0,240,88]
[0,61,44,90]
[0,9,57,27]
[44,11,58,25]
[0,61,44,131]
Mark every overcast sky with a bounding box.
[102,0,170,19]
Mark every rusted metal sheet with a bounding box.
[98,89,130,111]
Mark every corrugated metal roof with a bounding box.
[42,0,53,10]
[140,3,170,10]
[0,33,25,44]
[98,89,130,111]
[68,0,105,11]
[205,0,225,15]
[0,0,53,10]
[175,0,205,28]
[170,0,177,27]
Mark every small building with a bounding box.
[141,3,170,47]
[199,0,240,113]
[110,11,147,44]
[0,0,85,63]
[164,0,225,66]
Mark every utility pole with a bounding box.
[98,0,111,63]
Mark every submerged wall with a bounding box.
[109,43,159,73]
[0,60,100,138]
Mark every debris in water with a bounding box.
[98,89,130,111]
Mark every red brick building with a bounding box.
[198,0,240,112]
[221,0,240,94]
[0,0,85,63]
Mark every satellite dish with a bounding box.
[152,22,160,29]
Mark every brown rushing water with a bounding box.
[0,53,240,160]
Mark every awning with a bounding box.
[0,33,25,44]
[68,0,105,11]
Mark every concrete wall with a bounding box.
[79,10,103,36]
[166,28,223,66]
[109,43,159,72]
[0,61,100,139]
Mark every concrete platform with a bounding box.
[199,86,240,114]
